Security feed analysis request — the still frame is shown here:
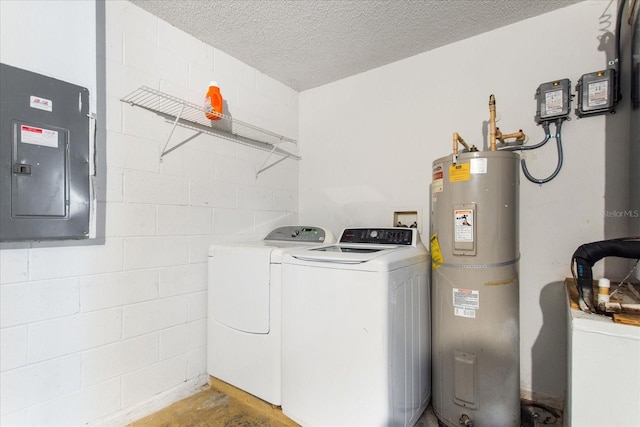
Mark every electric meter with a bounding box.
[535,79,571,123]
[575,69,617,117]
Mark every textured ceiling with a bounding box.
[130,0,582,91]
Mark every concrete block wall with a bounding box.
[0,1,300,425]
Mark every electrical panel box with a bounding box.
[575,69,617,117]
[535,78,571,123]
[0,63,91,241]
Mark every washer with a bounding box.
[207,226,334,405]
[281,227,431,426]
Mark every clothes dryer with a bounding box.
[207,226,334,405]
[281,227,430,426]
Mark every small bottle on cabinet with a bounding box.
[597,277,610,306]
[205,81,223,120]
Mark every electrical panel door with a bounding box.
[0,63,91,241]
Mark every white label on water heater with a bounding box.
[454,308,476,318]
[454,209,474,242]
[470,158,487,174]
[453,288,479,318]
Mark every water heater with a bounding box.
[430,149,520,427]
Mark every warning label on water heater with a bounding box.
[453,288,479,318]
[429,234,444,269]
[454,209,474,242]
[432,163,444,193]
[449,163,470,182]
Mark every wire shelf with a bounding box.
[120,87,300,173]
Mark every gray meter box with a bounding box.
[535,78,571,124]
[0,63,91,241]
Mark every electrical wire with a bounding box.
[520,119,564,184]
[609,259,640,298]
[632,0,640,108]
[615,0,627,103]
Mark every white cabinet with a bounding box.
[565,280,640,426]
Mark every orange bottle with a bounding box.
[205,81,223,120]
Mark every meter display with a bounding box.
[575,69,617,117]
[535,79,571,123]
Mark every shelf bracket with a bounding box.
[256,137,287,177]
[160,101,186,161]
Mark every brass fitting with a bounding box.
[496,127,526,145]
[489,94,497,151]
[452,132,470,155]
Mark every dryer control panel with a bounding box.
[264,226,330,242]
[339,228,415,246]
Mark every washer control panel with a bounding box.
[264,226,329,242]
[339,228,415,245]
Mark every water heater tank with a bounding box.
[430,150,520,427]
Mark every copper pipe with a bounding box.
[452,132,469,155]
[497,128,526,145]
[489,94,497,151]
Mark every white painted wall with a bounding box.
[0,1,299,425]
[299,0,630,408]
[0,0,97,113]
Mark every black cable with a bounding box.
[521,119,564,184]
[631,0,640,108]
[571,237,640,312]
[615,0,626,102]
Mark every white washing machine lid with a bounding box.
[208,226,335,260]
[291,244,402,263]
[283,227,428,272]
[285,244,426,271]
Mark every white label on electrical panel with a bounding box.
[454,209,474,242]
[588,80,609,107]
[470,158,487,174]
[453,288,479,318]
[21,125,58,148]
[30,96,53,112]
[545,89,564,115]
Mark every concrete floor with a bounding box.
[129,377,440,427]
[129,377,559,426]
[129,378,299,427]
